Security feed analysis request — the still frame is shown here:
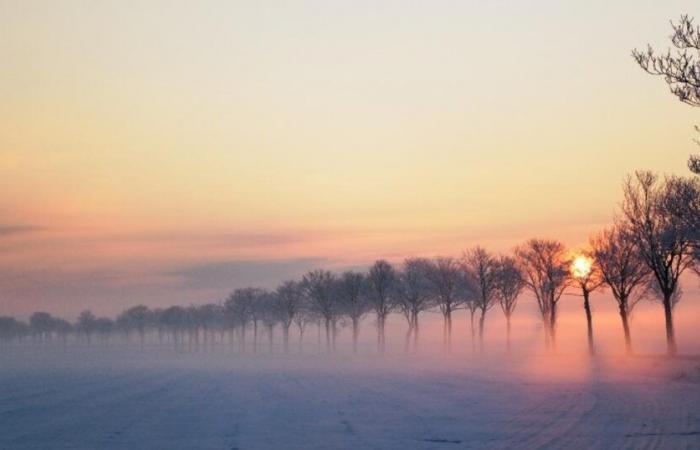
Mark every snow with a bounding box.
[2,348,699,449]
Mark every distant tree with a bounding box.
[394,258,433,352]
[366,260,397,355]
[515,239,571,351]
[116,305,152,350]
[570,250,605,355]
[193,303,222,350]
[633,14,700,173]
[462,247,499,353]
[260,293,280,353]
[293,308,312,353]
[94,317,114,345]
[53,318,72,344]
[302,270,339,353]
[29,312,55,342]
[337,271,369,354]
[622,171,695,356]
[0,316,28,343]
[591,224,650,355]
[76,310,97,345]
[425,257,464,353]
[276,280,306,353]
[494,255,525,352]
[159,306,188,351]
[224,288,260,353]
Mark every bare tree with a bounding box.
[515,239,570,351]
[394,258,433,352]
[302,270,339,353]
[658,175,700,275]
[260,292,280,353]
[494,255,525,352]
[276,280,305,353]
[224,288,260,353]
[622,172,695,356]
[462,247,499,353]
[591,224,650,355]
[293,308,312,353]
[337,271,369,354]
[570,251,605,355]
[116,305,152,350]
[30,312,55,342]
[366,260,397,355]
[633,15,700,172]
[425,257,464,353]
[76,310,97,345]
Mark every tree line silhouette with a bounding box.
[3,16,700,357]
[1,171,698,357]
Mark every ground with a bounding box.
[1,348,699,449]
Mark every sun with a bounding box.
[571,255,593,279]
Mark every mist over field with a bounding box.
[2,292,700,449]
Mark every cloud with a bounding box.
[164,257,327,291]
[0,257,330,318]
[0,224,43,237]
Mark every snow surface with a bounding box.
[1,347,700,449]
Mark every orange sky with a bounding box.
[1,0,699,317]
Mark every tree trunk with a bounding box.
[412,312,419,352]
[283,323,290,354]
[404,315,412,353]
[443,309,452,353]
[583,290,595,356]
[331,320,337,352]
[619,303,633,355]
[663,293,677,356]
[478,309,486,353]
[469,309,476,353]
[253,320,258,354]
[325,319,331,353]
[317,320,321,354]
[505,314,512,353]
[549,304,557,352]
[352,317,359,355]
[239,325,246,353]
[268,327,273,353]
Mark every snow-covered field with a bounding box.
[1,348,699,449]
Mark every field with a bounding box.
[2,348,699,450]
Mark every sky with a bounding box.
[1,0,699,317]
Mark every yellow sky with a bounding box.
[1,0,699,315]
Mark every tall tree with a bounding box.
[494,255,525,352]
[515,239,571,351]
[658,175,700,277]
[570,251,604,355]
[462,247,499,353]
[116,305,152,350]
[302,270,339,353]
[394,258,433,352]
[224,288,261,353]
[425,257,464,353]
[337,271,369,354]
[366,260,397,355]
[276,280,305,353]
[622,171,695,356]
[591,224,650,355]
[76,310,97,345]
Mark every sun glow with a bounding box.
[571,255,593,279]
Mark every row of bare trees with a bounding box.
[2,170,698,357]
